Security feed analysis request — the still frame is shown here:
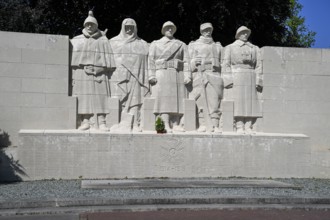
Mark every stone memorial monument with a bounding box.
[1,10,329,181]
[148,21,191,133]
[223,26,263,134]
[70,11,116,131]
[188,23,224,133]
[109,18,149,132]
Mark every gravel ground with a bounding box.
[1,178,330,202]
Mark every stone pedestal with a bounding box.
[184,99,196,131]
[221,101,234,132]
[17,130,311,180]
[142,98,156,131]
[106,97,120,128]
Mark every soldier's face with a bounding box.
[125,25,135,35]
[201,28,213,38]
[238,31,249,42]
[164,26,174,38]
[85,22,97,35]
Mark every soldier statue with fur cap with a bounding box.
[188,22,224,133]
[71,11,116,131]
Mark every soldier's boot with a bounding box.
[212,118,222,133]
[245,118,256,134]
[197,116,207,132]
[132,107,142,132]
[161,113,172,133]
[235,117,245,134]
[78,114,91,130]
[132,125,142,132]
[173,115,185,132]
[98,114,109,131]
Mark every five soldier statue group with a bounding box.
[71,11,263,134]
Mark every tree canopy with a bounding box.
[0,0,315,47]
[283,0,316,47]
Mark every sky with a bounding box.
[299,0,330,48]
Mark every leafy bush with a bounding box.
[155,117,165,133]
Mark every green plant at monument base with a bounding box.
[155,117,166,134]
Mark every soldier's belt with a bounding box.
[197,63,216,71]
[155,59,183,70]
[232,64,254,70]
[203,63,213,70]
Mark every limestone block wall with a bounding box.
[0,31,76,146]
[1,31,330,179]
[261,47,330,178]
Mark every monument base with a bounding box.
[17,130,311,180]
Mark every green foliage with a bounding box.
[0,0,35,33]
[0,129,11,149]
[282,0,316,47]
[0,0,315,47]
[0,129,24,182]
[155,117,165,132]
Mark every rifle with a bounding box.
[117,64,139,130]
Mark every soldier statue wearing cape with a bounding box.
[71,11,116,131]
[109,18,149,132]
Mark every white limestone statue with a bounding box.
[188,23,224,133]
[223,26,263,134]
[109,18,149,132]
[71,11,116,131]
[148,21,191,133]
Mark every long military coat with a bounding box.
[223,40,262,117]
[148,37,190,114]
[71,29,115,114]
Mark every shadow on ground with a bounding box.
[0,129,26,182]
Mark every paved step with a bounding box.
[81,179,301,189]
[1,204,330,219]
[1,196,330,210]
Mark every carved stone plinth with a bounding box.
[184,99,196,131]
[18,130,311,180]
[221,101,234,132]
[142,98,156,131]
[106,97,120,128]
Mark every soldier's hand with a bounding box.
[194,58,202,65]
[149,78,157,85]
[184,77,192,85]
[94,66,106,75]
[84,65,94,75]
[256,85,263,92]
[225,83,233,89]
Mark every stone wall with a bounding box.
[0,31,76,146]
[0,31,76,181]
[1,31,330,180]
[261,47,330,178]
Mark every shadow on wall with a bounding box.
[0,129,27,182]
